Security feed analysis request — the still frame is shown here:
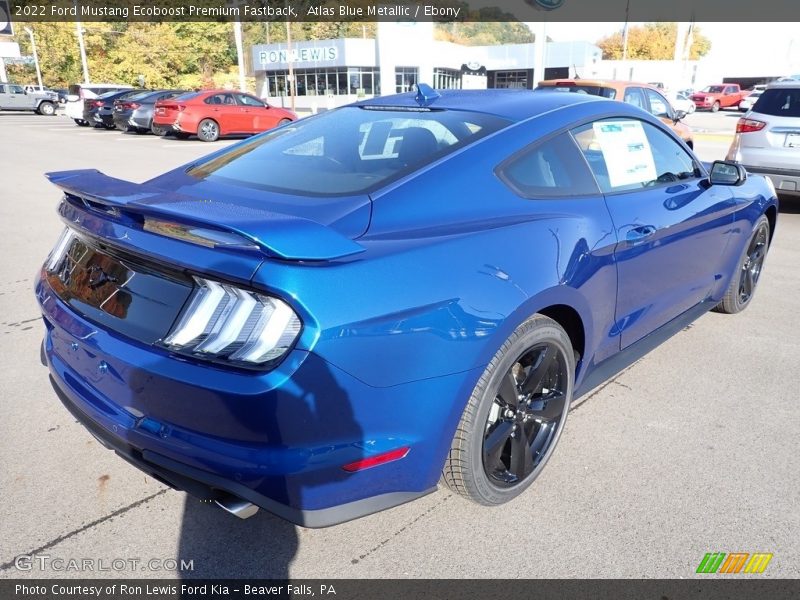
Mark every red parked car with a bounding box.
[690,84,748,112]
[151,89,296,141]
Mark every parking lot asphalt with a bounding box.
[1,110,798,579]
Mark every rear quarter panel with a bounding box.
[251,103,622,392]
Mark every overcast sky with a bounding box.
[542,22,800,73]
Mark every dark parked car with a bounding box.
[83,89,145,129]
[37,87,777,527]
[113,89,186,134]
[49,88,68,104]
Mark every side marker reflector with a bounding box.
[342,447,410,472]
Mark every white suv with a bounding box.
[727,81,800,197]
[64,83,132,126]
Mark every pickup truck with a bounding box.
[0,83,58,115]
[690,84,748,112]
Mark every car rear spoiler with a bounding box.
[45,169,365,261]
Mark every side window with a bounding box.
[623,87,647,110]
[0,85,7,94]
[645,89,672,119]
[498,133,599,198]
[571,119,699,193]
[205,94,236,105]
[10,85,24,94]
[238,94,265,107]
[725,86,737,94]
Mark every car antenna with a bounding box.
[414,83,441,107]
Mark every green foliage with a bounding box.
[597,23,712,61]
[9,20,381,89]
[435,22,534,46]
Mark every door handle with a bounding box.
[626,225,657,243]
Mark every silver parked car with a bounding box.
[727,81,800,197]
[0,83,58,115]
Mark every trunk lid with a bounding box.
[46,170,368,275]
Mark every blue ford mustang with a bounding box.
[36,87,777,526]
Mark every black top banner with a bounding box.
[5,0,800,22]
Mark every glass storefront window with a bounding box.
[263,68,380,97]
[395,67,418,94]
[434,68,462,90]
[494,70,529,89]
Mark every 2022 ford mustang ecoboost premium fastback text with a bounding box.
[35,88,777,526]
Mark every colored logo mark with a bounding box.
[696,552,773,574]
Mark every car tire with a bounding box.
[37,102,56,116]
[711,101,721,112]
[74,119,89,127]
[278,118,292,126]
[197,118,220,142]
[714,215,770,315]
[151,124,168,136]
[442,314,574,505]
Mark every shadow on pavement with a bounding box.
[178,498,298,578]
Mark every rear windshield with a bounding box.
[187,106,510,196]
[536,85,617,99]
[752,88,800,117]
[172,91,202,102]
[125,90,155,101]
[97,90,124,99]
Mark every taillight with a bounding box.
[93,100,104,107]
[161,276,302,367]
[129,102,140,109]
[736,118,766,133]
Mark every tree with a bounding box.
[435,22,534,46]
[11,23,85,87]
[597,23,711,60]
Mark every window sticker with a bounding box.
[592,120,657,188]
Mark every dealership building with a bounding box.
[250,22,602,111]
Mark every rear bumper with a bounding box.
[744,165,800,196]
[36,271,469,525]
[87,111,114,127]
[48,369,434,527]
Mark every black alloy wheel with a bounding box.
[738,220,769,305]
[715,215,770,314]
[483,343,568,487]
[443,315,574,505]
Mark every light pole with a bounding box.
[75,20,89,84]
[23,27,43,88]
[233,20,247,92]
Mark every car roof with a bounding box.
[767,80,800,89]
[538,78,660,91]
[352,88,607,122]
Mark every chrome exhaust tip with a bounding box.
[214,496,259,519]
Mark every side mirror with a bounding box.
[709,160,747,186]
[673,109,687,122]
